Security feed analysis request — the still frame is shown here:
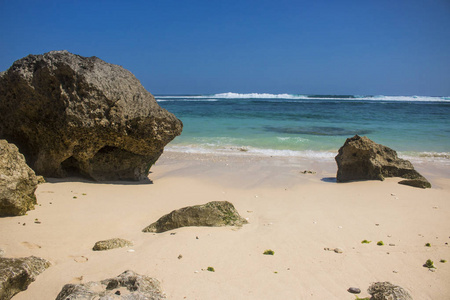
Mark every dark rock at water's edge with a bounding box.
[0,140,40,216]
[0,51,182,181]
[55,270,165,300]
[0,256,51,300]
[92,238,133,251]
[335,135,431,188]
[367,281,413,300]
[143,201,248,233]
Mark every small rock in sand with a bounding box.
[92,238,133,251]
[178,255,183,259]
[348,287,361,294]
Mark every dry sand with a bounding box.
[1,152,449,299]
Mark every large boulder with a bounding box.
[0,256,51,300]
[55,270,165,300]
[0,51,182,181]
[368,282,413,300]
[143,201,248,233]
[335,135,431,188]
[0,140,40,216]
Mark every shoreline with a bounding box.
[1,151,449,299]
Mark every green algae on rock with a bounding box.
[92,238,133,251]
[142,201,248,233]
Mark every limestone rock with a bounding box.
[0,140,39,216]
[368,282,413,300]
[0,256,51,300]
[55,270,165,300]
[143,201,248,233]
[335,135,431,188]
[0,51,182,181]
[93,238,133,251]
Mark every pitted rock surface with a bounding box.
[0,256,51,300]
[0,51,182,181]
[0,139,39,216]
[143,201,248,233]
[335,135,430,188]
[55,270,165,300]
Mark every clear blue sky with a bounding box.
[1,0,449,96]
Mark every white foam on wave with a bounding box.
[165,144,336,159]
[156,98,218,102]
[156,93,450,102]
[399,151,450,164]
[276,136,309,143]
[211,92,309,99]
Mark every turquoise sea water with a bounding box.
[157,93,450,161]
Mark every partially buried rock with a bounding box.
[0,51,182,181]
[55,270,165,300]
[142,201,248,233]
[0,140,40,216]
[348,287,361,294]
[368,282,413,300]
[0,256,51,300]
[92,238,133,251]
[335,135,431,188]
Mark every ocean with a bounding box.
[156,93,450,163]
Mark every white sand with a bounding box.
[1,152,449,299]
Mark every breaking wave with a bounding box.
[156,93,450,102]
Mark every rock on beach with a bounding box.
[142,201,248,233]
[335,135,431,188]
[0,256,51,300]
[0,139,40,216]
[92,238,133,251]
[55,270,165,300]
[0,50,182,181]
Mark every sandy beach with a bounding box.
[1,151,449,299]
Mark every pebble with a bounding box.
[393,270,398,273]
[127,249,135,253]
[170,232,176,235]
[429,268,436,272]
[348,287,361,294]
[196,236,199,239]
[389,243,396,246]
[178,255,183,259]
[194,271,199,273]
[338,226,343,229]
[0,249,4,257]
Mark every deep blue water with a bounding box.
[157,93,450,160]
